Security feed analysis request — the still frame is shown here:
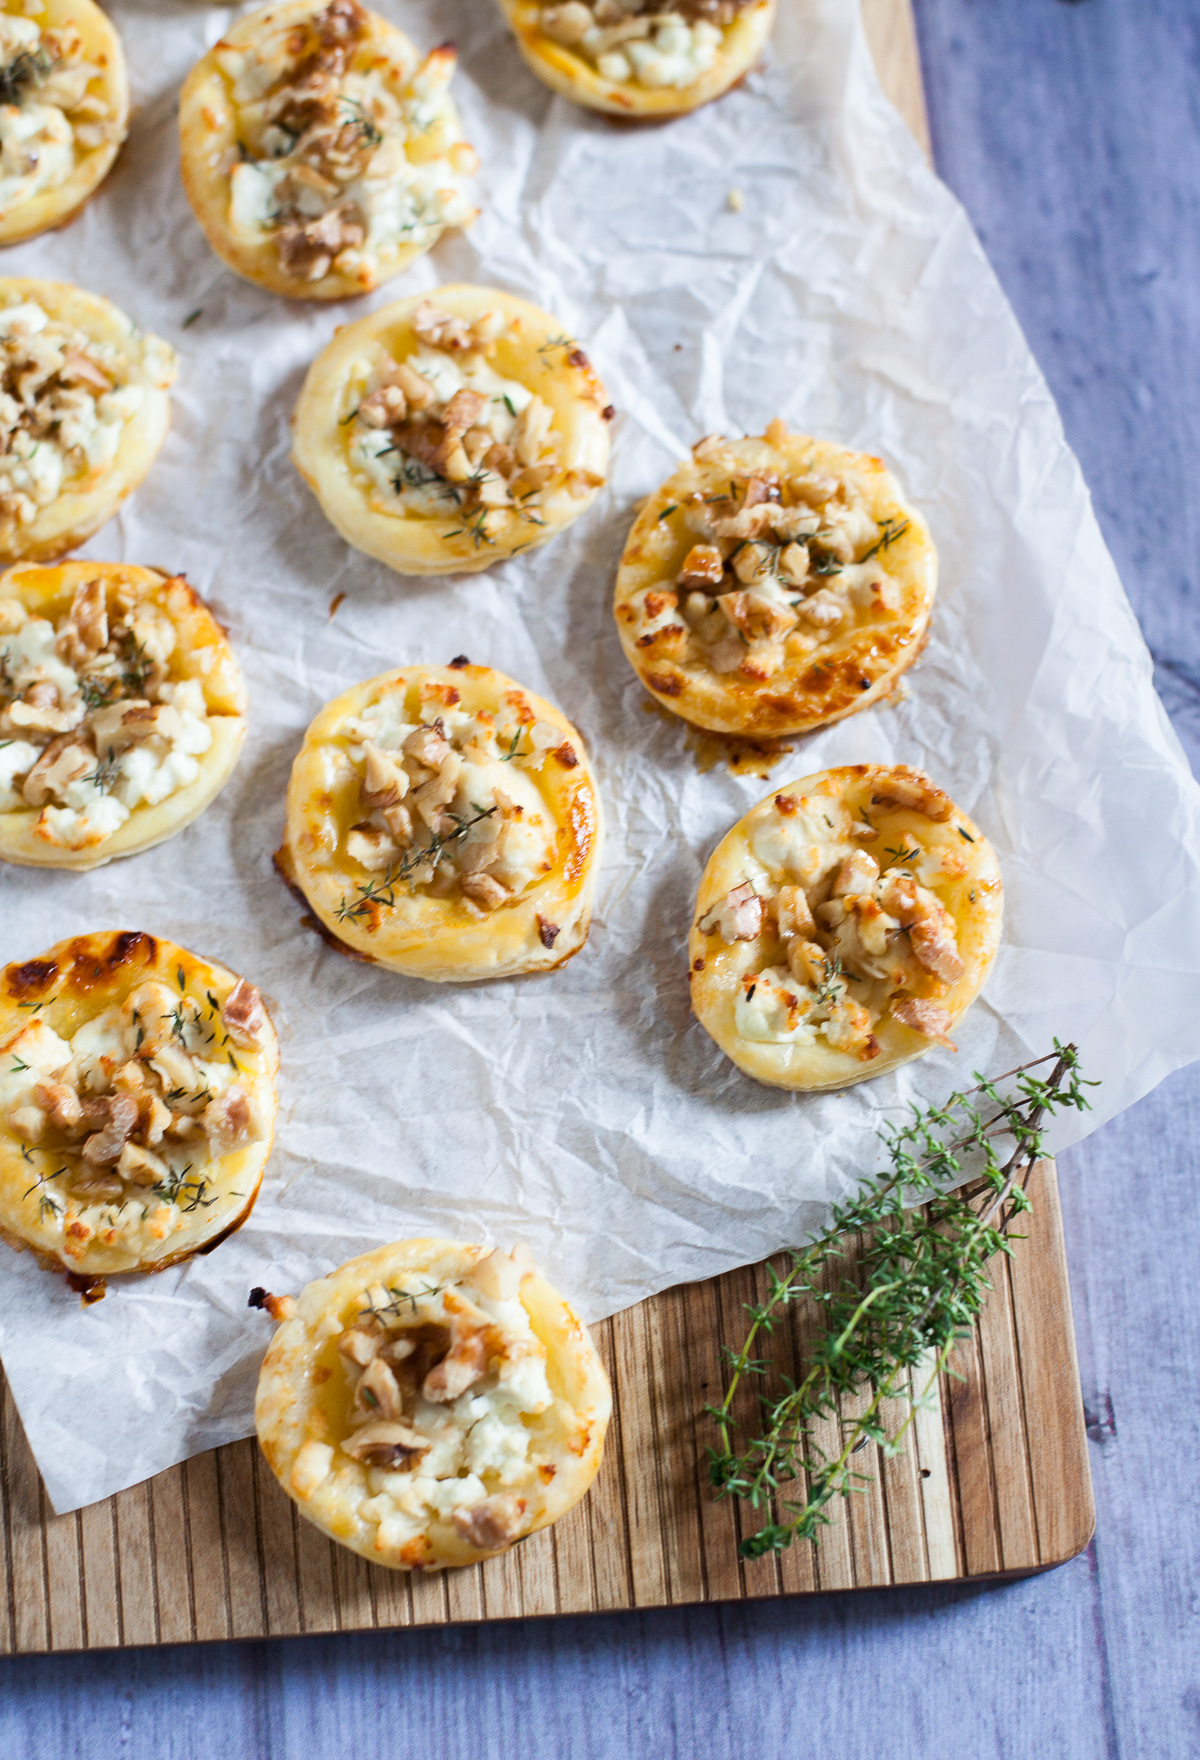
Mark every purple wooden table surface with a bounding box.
[4,1,1199,1754]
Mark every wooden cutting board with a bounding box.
[0,4,1093,1652]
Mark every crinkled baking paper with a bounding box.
[1,0,1197,1513]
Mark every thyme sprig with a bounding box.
[706,1044,1095,1557]
[335,805,499,922]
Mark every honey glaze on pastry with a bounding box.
[615,423,937,737]
[0,280,175,565]
[689,766,1003,1091]
[277,663,603,981]
[0,931,280,1280]
[0,0,129,246]
[256,1239,611,1570]
[291,286,611,576]
[0,561,247,869]
[498,0,776,118]
[179,0,477,301]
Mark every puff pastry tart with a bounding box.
[0,0,129,245]
[689,765,1002,1091]
[292,287,611,576]
[179,0,477,301]
[277,663,603,981]
[615,423,936,737]
[0,562,245,869]
[499,0,776,118]
[257,1238,611,1570]
[0,280,175,565]
[0,931,279,1283]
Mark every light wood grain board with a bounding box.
[0,2,1094,1653]
[0,1161,1094,1649]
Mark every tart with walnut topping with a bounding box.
[291,285,612,576]
[689,765,1003,1091]
[615,423,937,737]
[0,931,279,1284]
[179,0,477,301]
[0,560,247,869]
[0,279,175,566]
[499,0,776,118]
[256,1238,611,1570]
[277,662,603,982]
[0,0,129,245]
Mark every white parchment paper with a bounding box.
[0,0,1197,1514]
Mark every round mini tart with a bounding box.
[0,279,176,566]
[689,765,1003,1092]
[291,285,611,577]
[179,0,478,301]
[0,931,280,1282]
[498,0,776,118]
[256,1238,612,1571]
[276,663,603,982]
[0,0,130,246]
[0,561,247,870]
[615,423,937,738]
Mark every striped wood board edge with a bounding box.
[0,1161,1094,1650]
[0,3,1093,1652]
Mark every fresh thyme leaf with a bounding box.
[537,333,575,356]
[82,746,119,791]
[884,844,920,867]
[813,956,843,1008]
[9,1057,28,1073]
[705,1044,1096,1556]
[861,517,910,562]
[658,504,679,521]
[499,728,523,762]
[810,551,843,576]
[177,965,186,992]
[182,308,203,330]
[0,46,53,107]
[958,826,976,843]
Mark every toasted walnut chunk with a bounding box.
[222,979,268,1051]
[422,1329,489,1403]
[342,1421,430,1469]
[451,1493,527,1550]
[892,998,956,1048]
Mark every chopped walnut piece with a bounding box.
[700,881,765,943]
[117,1141,168,1187]
[422,1329,489,1403]
[413,302,476,353]
[203,1087,259,1158]
[222,979,268,1051]
[892,998,957,1048]
[21,736,92,807]
[87,700,182,752]
[461,871,510,910]
[55,577,108,666]
[32,1076,82,1135]
[357,384,407,428]
[391,360,436,410]
[678,543,725,589]
[342,1421,429,1469]
[353,1355,404,1423]
[402,720,452,772]
[870,772,954,822]
[338,1323,384,1367]
[772,884,815,939]
[451,1493,527,1551]
[80,1095,138,1167]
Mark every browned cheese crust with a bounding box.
[257,1238,612,1570]
[277,663,604,982]
[0,560,247,870]
[0,931,280,1278]
[497,0,776,119]
[688,765,1003,1091]
[614,424,938,738]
